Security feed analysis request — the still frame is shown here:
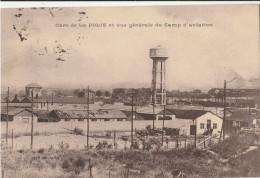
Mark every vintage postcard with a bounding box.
[1,3,260,178]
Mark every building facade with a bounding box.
[25,83,42,98]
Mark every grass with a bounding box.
[211,133,260,159]
[1,133,260,177]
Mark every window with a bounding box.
[65,118,70,122]
[200,123,204,129]
[91,119,97,122]
[78,118,84,121]
[117,118,123,121]
[233,121,240,127]
[22,118,29,123]
[104,118,110,121]
[213,123,217,129]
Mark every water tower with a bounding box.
[150,45,169,105]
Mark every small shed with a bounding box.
[226,109,260,133]
[1,107,38,123]
[166,109,222,135]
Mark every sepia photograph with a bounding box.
[1,3,260,178]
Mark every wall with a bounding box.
[1,119,191,136]
[59,118,127,122]
[195,112,222,135]
[26,87,42,97]
[13,111,38,124]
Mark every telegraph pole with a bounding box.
[51,92,53,105]
[152,103,155,129]
[87,86,90,150]
[6,87,9,149]
[47,101,49,116]
[128,91,135,149]
[223,80,226,140]
[162,104,165,146]
[135,96,137,120]
[31,90,34,149]
[130,91,135,149]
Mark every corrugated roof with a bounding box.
[52,109,127,119]
[102,104,133,111]
[26,83,42,88]
[226,109,260,122]
[1,107,37,116]
[136,106,164,114]
[11,97,20,103]
[166,109,213,120]
[1,107,25,116]
[106,110,128,118]
[121,110,146,120]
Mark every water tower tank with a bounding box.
[149,45,169,61]
[149,45,169,106]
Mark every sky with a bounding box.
[1,5,260,91]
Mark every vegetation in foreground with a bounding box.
[1,133,260,178]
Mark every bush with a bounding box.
[18,149,24,153]
[96,140,112,149]
[62,159,73,172]
[193,149,204,157]
[74,157,85,170]
[131,140,139,149]
[62,156,86,175]
[38,148,44,153]
[211,133,260,159]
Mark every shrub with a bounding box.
[18,149,24,153]
[131,140,139,149]
[74,157,85,170]
[62,159,73,172]
[62,156,86,175]
[211,133,260,159]
[96,140,111,149]
[193,149,204,157]
[38,148,44,153]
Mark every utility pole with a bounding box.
[47,101,49,116]
[87,86,90,150]
[135,96,137,120]
[223,80,226,140]
[130,91,135,149]
[12,129,13,149]
[162,104,165,146]
[51,92,53,105]
[215,93,217,114]
[31,90,34,149]
[152,103,155,129]
[6,87,9,149]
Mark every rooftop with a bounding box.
[226,109,260,122]
[26,83,42,88]
[51,109,127,119]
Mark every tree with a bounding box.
[73,89,80,96]
[96,90,103,97]
[78,91,85,97]
[112,88,126,99]
[104,91,111,97]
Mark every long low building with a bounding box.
[48,109,127,122]
[1,107,38,123]
[226,109,260,133]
